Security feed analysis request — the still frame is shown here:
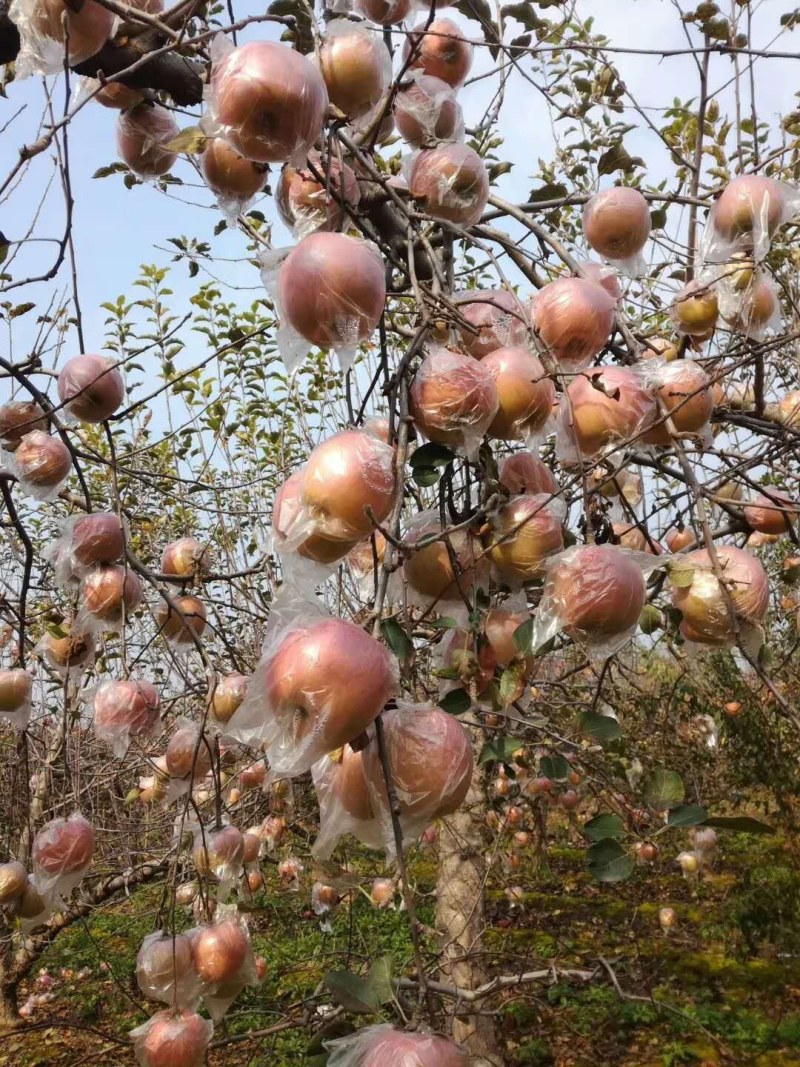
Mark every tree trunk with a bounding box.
[435,746,502,1066]
[0,954,19,1030]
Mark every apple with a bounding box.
[530,278,616,369]
[671,280,718,336]
[574,260,622,301]
[0,861,27,905]
[14,431,71,490]
[582,186,651,261]
[403,18,473,88]
[135,1009,212,1067]
[659,906,677,933]
[0,668,32,714]
[670,545,769,645]
[642,359,713,444]
[11,879,47,920]
[319,22,391,119]
[302,430,395,542]
[201,138,267,202]
[408,144,489,228]
[724,276,777,335]
[641,335,679,362]
[192,825,245,880]
[713,174,784,244]
[370,878,395,908]
[485,494,564,582]
[482,347,555,441]
[57,354,124,423]
[347,532,387,579]
[263,619,396,755]
[744,491,794,535]
[135,932,197,1004]
[32,813,94,876]
[210,673,249,725]
[93,679,159,739]
[561,366,657,457]
[81,564,142,624]
[549,544,647,639]
[273,468,358,564]
[403,519,487,602]
[161,538,211,580]
[95,82,144,110]
[333,743,375,821]
[165,725,212,780]
[394,74,462,147]
[777,390,800,429]
[278,857,303,886]
[157,595,207,644]
[356,0,412,22]
[31,0,114,63]
[41,627,94,671]
[70,513,125,567]
[357,1028,469,1067]
[498,451,559,496]
[276,152,360,235]
[454,288,528,359]
[0,400,47,447]
[209,41,328,164]
[362,704,473,821]
[278,233,386,350]
[117,104,179,178]
[442,627,496,694]
[239,761,266,790]
[409,346,498,452]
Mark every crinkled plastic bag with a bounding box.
[581,187,651,279]
[32,811,94,909]
[393,71,465,148]
[698,175,800,265]
[0,668,32,730]
[9,430,72,502]
[530,278,616,371]
[325,1022,470,1066]
[195,902,259,1021]
[9,0,115,77]
[136,929,203,1009]
[91,677,160,757]
[45,512,126,588]
[409,345,498,459]
[397,508,489,618]
[130,1009,213,1067]
[406,143,489,228]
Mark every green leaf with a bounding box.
[164,125,208,155]
[667,560,695,589]
[703,816,775,835]
[478,735,524,765]
[367,955,395,1005]
[540,755,570,781]
[638,604,662,635]
[412,466,440,487]
[667,804,708,829]
[645,768,685,811]
[650,207,668,229]
[438,688,472,716]
[528,181,569,203]
[597,145,643,174]
[513,618,533,653]
[380,618,412,663]
[323,970,380,1014]
[587,839,634,883]
[579,710,621,745]
[437,617,461,629]
[583,813,625,842]
[498,662,526,707]
[409,442,454,469]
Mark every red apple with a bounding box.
[0,400,47,447]
[744,491,794,535]
[319,22,391,119]
[201,138,267,202]
[32,813,94,876]
[94,82,144,110]
[302,430,395,542]
[403,18,473,88]
[574,260,622,301]
[135,1009,212,1067]
[209,41,328,164]
[0,668,32,714]
[403,519,487,602]
[713,174,785,245]
[549,544,646,639]
[498,452,559,496]
[273,468,358,564]
[670,545,769,645]
[530,278,616,369]
[192,919,250,984]
[642,359,713,444]
[394,74,462,147]
[408,143,489,228]
[14,431,71,490]
[31,0,114,64]
[41,627,94,671]
[161,538,210,579]
[136,932,197,1004]
[165,725,212,780]
[94,679,159,738]
[333,743,375,821]
[582,187,651,261]
[409,346,498,453]
[454,289,527,359]
[117,104,179,178]
[192,825,245,880]
[482,347,555,441]
[81,564,142,624]
[278,233,386,350]
[485,494,564,582]
[666,527,695,552]
[561,366,657,457]
[70,513,125,567]
[276,152,360,235]
[356,0,412,23]
[57,354,124,423]
[157,595,207,643]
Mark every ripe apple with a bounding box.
[209,40,328,164]
[70,513,125,567]
[394,74,462,147]
[498,451,559,496]
[93,679,159,739]
[724,276,777,335]
[485,494,564,582]
[358,1027,469,1067]
[670,544,769,645]
[81,564,142,624]
[263,619,396,754]
[582,186,651,261]
[0,861,27,905]
[713,174,784,245]
[274,468,358,564]
[0,400,47,447]
[210,673,249,724]
[744,491,794,535]
[161,537,211,579]
[201,138,267,202]
[482,347,555,442]
[356,0,412,22]
[14,431,71,490]
[117,104,179,178]
[549,544,647,639]
[403,18,473,88]
[409,346,498,452]
[408,143,489,228]
[561,365,657,457]
[57,354,124,423]
[136,1009,212,1067]
[454,288,528,359]
[530,277,615,369]
[94,82,144,110]
[574,260,622,301]
[165,725,212,780]
[302,430,395,542]
[192,825,245,880]
[642,359,713,444]
[641,335,679,362]
[777,390,800,429]
[41,627,94,671]
[333,743,375,821]
[31,0,114,63]
[0,668,32,714]
[319,23,391,118]
[32,813,94,876]
[157,595,207,643]
[278,232,386,350]
[403,520,487,602]
[276,152,360,235]
[135,932,197,1004]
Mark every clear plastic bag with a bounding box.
[669,545,768,650]
[116,104,179,179]
[130,1009,213,1067]
[136,930,203,1009]
[223,599,398,777]
[311,744,384,860]
[483,493,565,585]
[37,626,95,679]
[193,902,258,1021]
[718,269,781,340]
[8,0,115,77]
[556,365,657,465]
[699,175,800,265]
[0,399,47,450]
[45,512,126,588]
[574,260,622,301]
[319,19,392,120]
[530,278,616,371]
[31,812,94,908]
[399,509,489,615]
[669,277,719,338]
[640,358,713,446]
[409,346,498,459]
[261,234,386,374]
[56,354,124,424]
[201,34,329,167]
[498,450,559,497]
[0,668,32,730]
[77,563,143,633]
[190,823,245,894]
[402,16,473,88]
[200,137,268,224]
[406,143,489,228]
[92,678,160,757]
[164,718,214,802]
[454,288,529,359]
[325,1022,470,1066]
[582,187,651,278]
[532,544,664,660]
[10,430,72,501]
[278,856,304,889]
[354,0,414,25]
[276,151,360,239]
[482,346,556,445]
[394,72,464,148]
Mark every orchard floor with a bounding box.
[3,829,800,1066]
